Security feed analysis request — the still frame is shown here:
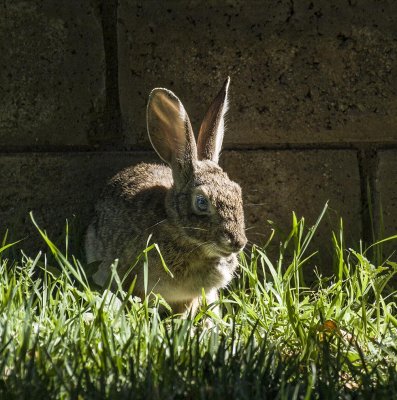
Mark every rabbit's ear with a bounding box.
[197,77,230,164]
[147,88,197,183]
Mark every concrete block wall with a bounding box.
[1,1,396,272]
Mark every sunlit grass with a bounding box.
[0,205,397,399]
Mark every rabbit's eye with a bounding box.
[195,194,209,212]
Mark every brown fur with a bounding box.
[85,78,247,315]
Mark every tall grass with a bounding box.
[0,207,396,399]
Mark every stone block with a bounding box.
[0,149,362,278]
[0,1,108,147]
[221,150,362,277]
[375,150,397,248]
[118,0,397,148]
[0,152,156,256]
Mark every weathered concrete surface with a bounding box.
[0,1,108,147]
[375,150,397,247]
[118,0,397,148]
[0,152,155,256]
[222,149,362,277]
[0,0,395,281]
[1,150,362,277]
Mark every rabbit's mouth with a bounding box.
[201,242,233,258]
[217,248,234,257]
[210,243,237,258]
[218,233,247,255]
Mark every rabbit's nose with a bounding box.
[234,234,248,251]
[223,232,247,252]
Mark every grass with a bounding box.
[0,206,397,399]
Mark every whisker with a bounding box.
[246,232,270,238]
[181,226,208,232]
[186,240,212,256]
[145,219,167,231]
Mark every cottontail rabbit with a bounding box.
[85,77,247,315]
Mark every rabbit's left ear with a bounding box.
[197,77,230,164]
[147,88,197,187]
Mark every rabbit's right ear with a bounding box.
[197,77,230,164]
[147,89,197,186]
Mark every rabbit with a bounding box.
[85,77,247,316]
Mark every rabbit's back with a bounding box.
[85,163,172,266]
